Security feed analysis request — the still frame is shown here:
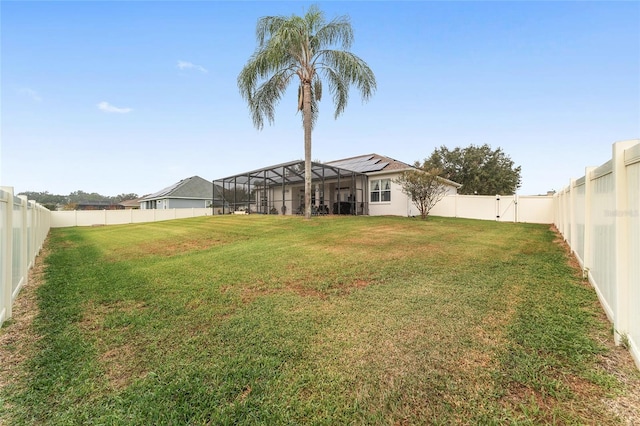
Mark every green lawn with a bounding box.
[1,215,635,424]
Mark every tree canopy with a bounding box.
[238,5,376,218]
[17,191,139,210]
[425,144,521,195]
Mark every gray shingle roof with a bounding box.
[142,176,215,200]
[326,154,412,173]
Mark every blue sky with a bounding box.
[2,1,638,197]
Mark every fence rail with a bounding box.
[1,187,51,327]
[554,139,640,369]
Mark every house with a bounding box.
[119,198,143,210]
[212,154,461,217]
[140,176,224,210]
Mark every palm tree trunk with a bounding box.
[303,82,313,220]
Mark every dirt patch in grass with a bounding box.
[228,275,375,304]
[104,237,230,261]
[550,225,585,279]
[596,317,640,425]
[98,343,145,390]
[0,240,49,415]
[549,225,640,425]
[78,300,150,390]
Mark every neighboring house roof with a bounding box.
[119,198,143,208]
[141,176,217,201]
[75,201,123,210]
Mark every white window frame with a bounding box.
[370,178,391,203]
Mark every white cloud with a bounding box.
[177,60,208,73]
[97,101,132,114]
[18,88,42,102]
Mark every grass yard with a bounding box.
[1,215,639,424]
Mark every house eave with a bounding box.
[364,167,462,188]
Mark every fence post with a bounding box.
[18,196,29,292]
[583,166,595,276]
[569,179,576,249]
[612,140,635,345]
[28,201,36,267]
[1,187,14,322]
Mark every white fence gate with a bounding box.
[429,194,554,224]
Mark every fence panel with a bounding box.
[590,165,616,319]
[554,139,640,369]
[457,195,497,220]
[429,195,456,217]
[625,145,640,363]
[11,197,26,299]
[0,187,51,327]
[573,180,586,264]
[0,190,9,325]
[51,208,214,227]
[517,196,554,224]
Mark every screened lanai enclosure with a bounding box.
[212,160,369,216]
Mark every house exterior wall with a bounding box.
[166,198,210,209]
[260,170,459,217]
[367,170,459,217]
[141,198,210,210]
[368,171,406,216]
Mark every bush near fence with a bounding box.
[1,187,51,327]
[555,139,640,369]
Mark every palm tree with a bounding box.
[238,5,376,219]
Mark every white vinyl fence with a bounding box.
[51,197,555,228]
[51,207,214,228]
[1,187,51,327]
[555,139,640,369]
[429,194,554,224]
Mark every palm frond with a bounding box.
[322,67,348,119]
[313,18,353,51]
[243,68,296,129]
[316,49,376,118]
[255,15,286,47]
[239,5,375,130]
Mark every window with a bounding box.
[370,179,391,202]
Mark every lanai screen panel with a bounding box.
[213,160,367,214]
[214,160,363,189]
